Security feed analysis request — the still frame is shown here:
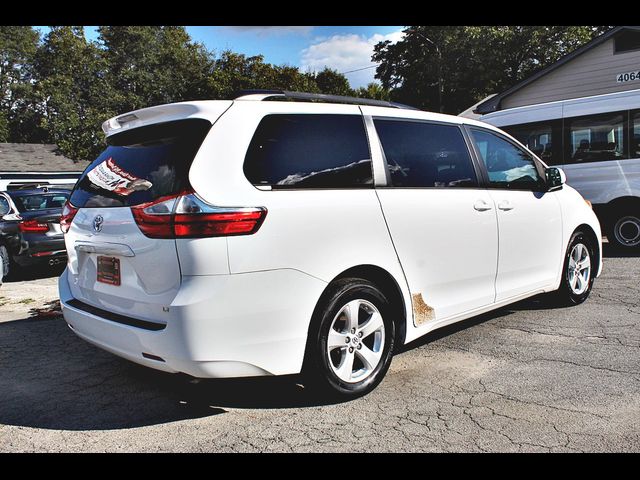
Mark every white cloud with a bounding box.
[223,26,314,36]
[300,30,405,88]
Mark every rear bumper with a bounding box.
[59,267,327,378]
[14,250,67,267]
[14,234,67,266]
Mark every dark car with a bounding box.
[0,188,69,279]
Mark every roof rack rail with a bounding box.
[233,89,419,110]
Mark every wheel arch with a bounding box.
[574,223,601,276]
[309,264,409,350]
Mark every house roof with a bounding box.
[0,143,89,173]
[474,26,640,115]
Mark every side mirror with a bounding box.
[545,167,566,192]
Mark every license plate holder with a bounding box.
[97,256,121,286]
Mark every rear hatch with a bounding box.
[63,118,213,322]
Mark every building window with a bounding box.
[614,30,640,54]
[565,113,627,164]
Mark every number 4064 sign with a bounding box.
[616,71,640,83]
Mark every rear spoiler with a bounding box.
[101,101,233,137]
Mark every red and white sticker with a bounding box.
[87,157,152,196]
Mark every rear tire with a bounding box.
[552,231,596,306]
[606,208,640,250]
[302,278,396,399]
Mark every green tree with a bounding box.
[209,51,319,98]
[355,82,390,101]
[373,26,612,114]
[34,26,111,161]
[98,26,215,114]
[315,67,353,96]
[0,26,42,142]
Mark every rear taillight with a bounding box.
[131,192,267,239]
[60,201,78,234]
[19,219,50,233]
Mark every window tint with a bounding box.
[10,193,69,212]
[631,111,640,157]
[70,119,212,208]
[373,119,477,188]
[470,129,544,189]
[566,113,626,164]
[0,196,9,216]
[503,121,561,165]
[244,114,372,188]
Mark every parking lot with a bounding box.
[0,246,638,453]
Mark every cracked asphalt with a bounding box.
[0,246,639,452]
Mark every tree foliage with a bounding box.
[0,26,365,161]
[315,67,352,96]
[34,26,110,160]
[0,26,41,142]
[0,25,615,161]
[373,26,612,114]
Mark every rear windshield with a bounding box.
[11,192,69,212]
[69,119,212,208]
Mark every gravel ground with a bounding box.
[0,247,638,453]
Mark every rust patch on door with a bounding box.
[412,293,435,326]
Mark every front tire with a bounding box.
[303,278,396,399]
[553,231,596,306]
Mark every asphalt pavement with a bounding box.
[0,247,638,452]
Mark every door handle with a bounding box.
[497,201,514,211]
[473,200,493,212]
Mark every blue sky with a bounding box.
[33,26,406,88]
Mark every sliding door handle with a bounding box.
[497,201,514,211]
[473,200,493,212]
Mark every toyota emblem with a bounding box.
[93,215,104,233]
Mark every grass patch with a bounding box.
[17,298,36,305]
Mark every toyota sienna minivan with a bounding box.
[59,90,602,397]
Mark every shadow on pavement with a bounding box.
[3,263,66,282]
[602,242,640,258]
[0,313,338,431]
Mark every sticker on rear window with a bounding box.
[87,157,153,196]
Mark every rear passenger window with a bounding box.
[244,114,372,188]
[373,119,477,188]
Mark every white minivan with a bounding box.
[58,91,602,398]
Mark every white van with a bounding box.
[58,91,602,398]
[481,88,640,250]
